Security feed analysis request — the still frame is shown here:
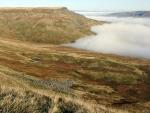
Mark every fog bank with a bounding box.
[67,21,150,59]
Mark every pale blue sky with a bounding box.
[0,0,150,11]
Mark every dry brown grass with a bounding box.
[0,7,102,44]
[0,37,150,112]
[0,65,129,113]
[0,8,149,113]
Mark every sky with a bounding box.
[0,0,150,11]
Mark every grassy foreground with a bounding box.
[0,8,150,113]
[0,38,150,113]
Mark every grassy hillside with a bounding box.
[0,8,150,113]
[0,7,101,44]
[0,38,150,113]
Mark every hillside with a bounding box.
[0,8,150,113]
[107,11,150,18]
[0,7,101,44]
[0,37,150,113]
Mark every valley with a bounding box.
[0,8,150,113]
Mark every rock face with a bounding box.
[107,11,150,18]
[0,7,101,44]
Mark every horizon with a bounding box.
[0,7,149,12]
[0,0,150,11]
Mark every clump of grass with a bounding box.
[0,87,52,113]
[56,98,88,113]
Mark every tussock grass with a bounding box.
[0,87,52,113]
[0,29,150,113]
[0,64,133,113]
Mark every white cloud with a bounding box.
[67,17,150,59]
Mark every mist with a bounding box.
[67,16,150,59]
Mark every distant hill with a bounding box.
[0,7,101,44]
[107,11,150,18]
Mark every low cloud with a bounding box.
[67,17,150,59]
